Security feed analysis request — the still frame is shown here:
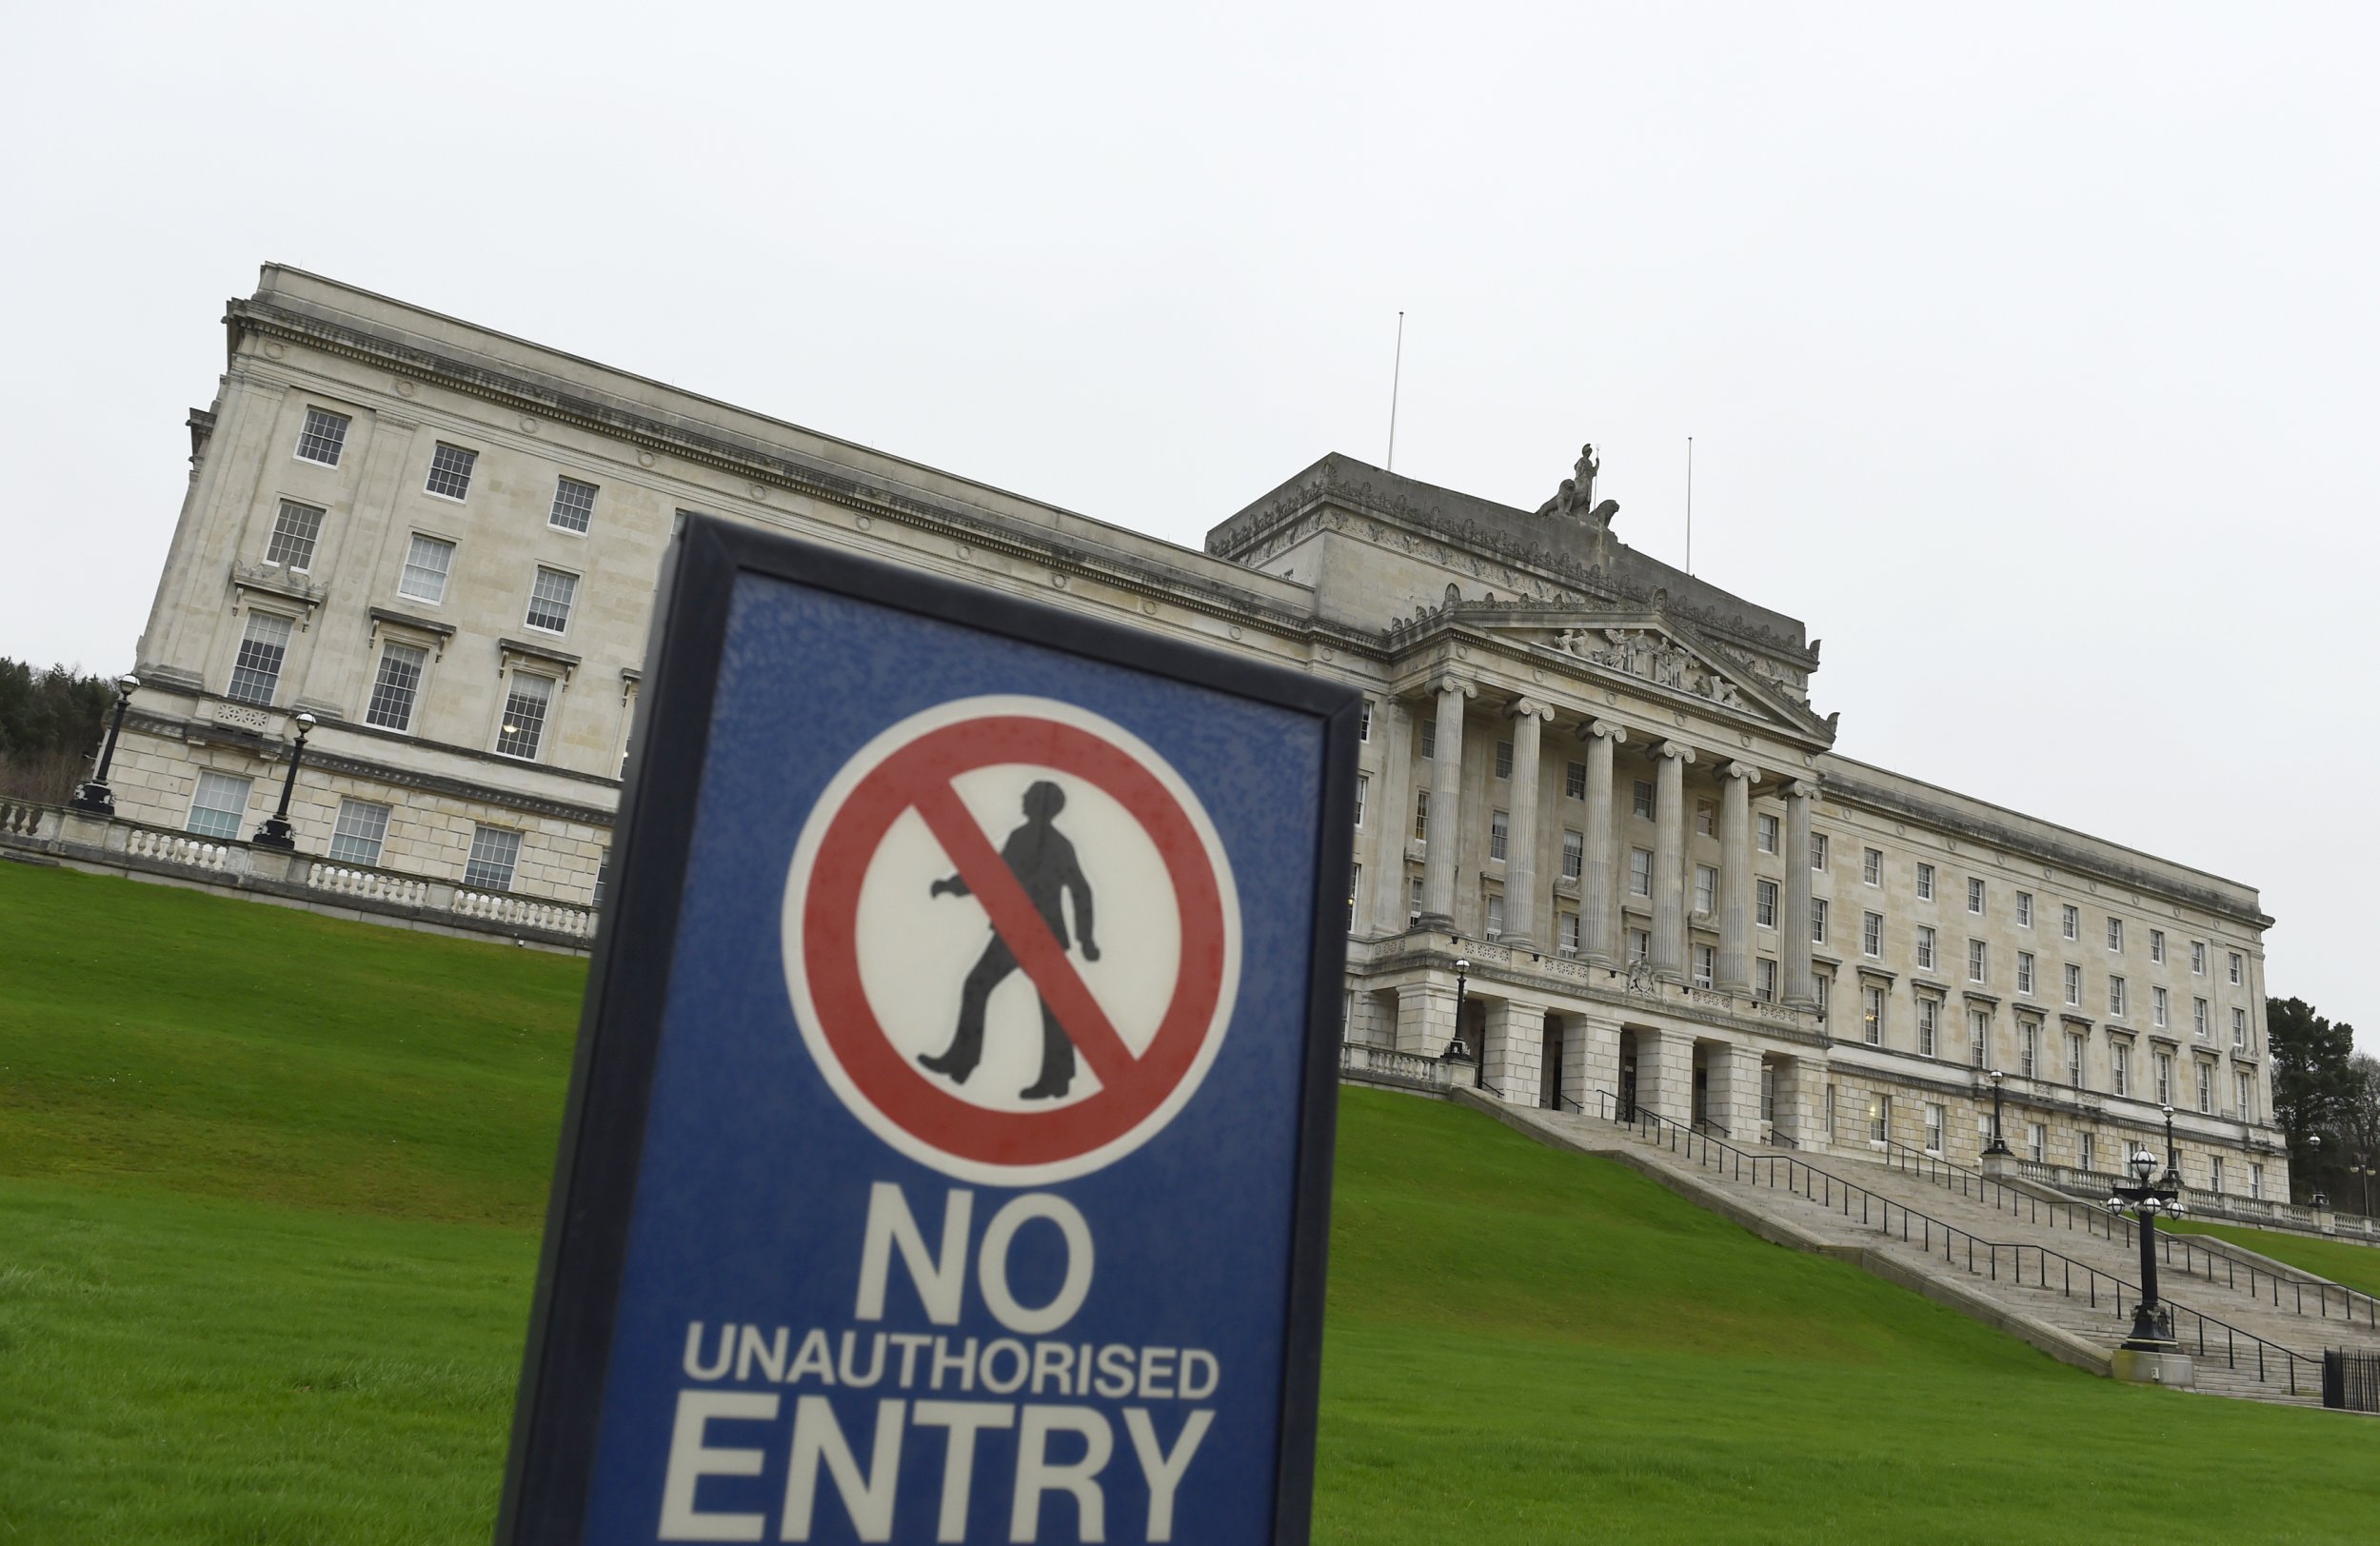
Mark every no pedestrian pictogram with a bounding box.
[783,695,1241,1185]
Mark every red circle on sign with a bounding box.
[800,713,1229,1170]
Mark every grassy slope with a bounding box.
[4,861,2379,1542]
[2172,1218,2380,1300]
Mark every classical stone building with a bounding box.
[100,265,2286,1198]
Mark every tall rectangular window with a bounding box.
[1862,911,1883,957]
[1815,973,1831,1022]
[399,534,454,604]
[2068,1032,2084,1088]
[1969,1009,1989,1068]
[1353,774,1368,828]
[2232,1007,2246,1048]
[2081,1132,2097,1173]
[549,475,599,533]
[1811,897,1829,944]
[1915,862,1934,901]
[526,566,578,633]
[1917,997,1938,1058]
[185,770,252,840]
[1559,912,1581,955]
[2062,904,2079,940]
[1755,879,1778,929]
[594,850,611,908]
[1632,780,1655,819]
[1968,939,1988,982]
[2112,1042,2130,1097]
[1862,847,1882,885]
[1494,740,1513,780]
[2251,1161,2263,1199]
[1694,864,1716,915]
[2028,1123,2046,1163]
[2152,985,2169,1027]
[2109,977,2127,1018]
[1811,832,1829,870]
[2192,941,2206,975]
[2154,1051,2172,1105]
[1347,862,1360,927]
[295,406,350,466]
[2196,1061,2212,1115]
[1692,943,1716,990]
[1756,812,1779,854]
[496,673,554,760]
[2016,951,2035,996]
[1915,925,1936,970]
[2229,952,2243,985]
[1627,927,1650,963]
[1869,1092,1891,1143]
[226,611,293,704]
[1629,848,1653,897]
[1695,801,1716,838]
[1484,891,1505,940]
[1414,790,1429,842]
[2016,891,2033,928]
[2064,963,2082,1006]
[265,500,325,570]
[327,799,391,866]
[1755,958,1777,1002]
[2239,1072,2254,1120]
[1409,875,1424,925]
[2150,929,2166,964]
[463,824,523,890]
[2193,998,2209,1038]
[1968,877,1985,914]
[426,443,478,500]
[1863,985,1885,1046]
[1489,810,1510,862]
[1560,829,1583,881]
[2020,1021,2038,1078]
[1564,760,1585,799]
[1926,1102,1946,1154]
[1418,718,1436,759]
[2107,918,2124,952]
[1357,700,1372,742]
[365,643,426,731]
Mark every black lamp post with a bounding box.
[1439,955,1478,1085]
[1983,1069,2012,1156]
[2309,1133,2328,1209]
[2351,1154,2375,1218]
[250,712,317,850]
[2105,1144,2186,1350]
[69,674,140,815]
[2160,1102,2181,1190]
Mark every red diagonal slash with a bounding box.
[907,778,1138,1091]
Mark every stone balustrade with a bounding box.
[123,827,235,871]
[1339,1040,1454,1092]
[0,799,61,841]
[301,861,431,909]
[451,888,597,941]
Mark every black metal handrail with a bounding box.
[1594,1093,2318,1395]
[1874,1140,2380,1333]
[1693,1116,1732,1140]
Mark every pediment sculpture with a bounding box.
[1551,626,1745,707]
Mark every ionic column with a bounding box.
[1579,720,1627,967]
[1418,676,1474,930]
[1652,740,1696,982]
[1500,698,1552,949]
[1782,779,1817,1008]
[1717,761,1757,995]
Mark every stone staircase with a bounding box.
[1469,1093,2380,1409]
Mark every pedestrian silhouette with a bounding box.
[919,779,1100,1100]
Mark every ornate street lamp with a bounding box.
[69,674,140,816]
[250,712,318,850]
[2351,1154,2375,1218]
[2105,1144,2187,1351]
[1983,1069,2012,1156]
[2161,1102,2181,1190]
[2309,1133,2328,1208]
[1440,956,1477,1083]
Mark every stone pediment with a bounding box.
[1461,606,1834,743]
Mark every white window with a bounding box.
[549,475,599,533]
[1558,913,1581,955]
[1353,774,1368,828]
[1756,879,1778,928]
[496,673,555,760]
[2015,891,2033,928]
[1494,739,1513,780]
[1484,891,1505,940]
[2109,977,2127,1018]
[1695,801,1716,838]
[365,643,426,731]
[2020,1021,2038,1078]
[1869,1092,1892,1143]
[426,442,478,500]
[2192,941,2206,975]
[1757,812,1779,854]
[2152,986,2169,1028]
[1347,862,1360,926]
[226,610,293,704]
[2229,952,2243,986]
[2232,1007,2247,1048]
[1564,760,1585,800]
[2150,929,2166,964]
[1409,875,1424,925]
[1969,1009,1989,1067]
[1414,790,1429,842]
[1915,862,1935,901]
[1925,1102,1946,1153]
[2193,998,2209,1038]
[1862,846,1882,885]
[2154,1051,2172,1105]
[399,534,455,605]
[2107,918,2124,953]
[1632,779,1655,819]
[1358,700,1372,742]
[1811,898,1829,944]
[1762,1066,1776,1123]
[463,824,523,890]
[1755,958,1777,1002]
[1629,848,1653,897]
[2064,963,2082,1006]
[2081,1132,2097,1173]
[2062,904,2079,940]
[1915,925,1936,970]
[185,770,253,840]
[2016,951,2035,996]
[2028,1123,2046,1163]
[1419,717,1436,759]
[1489,810,1510,862]
[328,799,391,866]
[2251,1161,2263,1199]
[1694,863,1717,915]
[1917,997,1939,1057]
[295,406,351,466]
[1811,832,1829,870]
[2112,1041,2130,1097]
[2239,1072,2254,1121]
[2211,1155,2224,1193]
[265,500,325,570]
[1862,984,1885,1045]
[2068,1033,2084,1087]
[1692,943,1716,990]
[1815,973,1832,1021]
[1968,877,1985,914]
[2196,1061,2212,1115]
[1862,911,1883,958]
[1968,938,1987,982]
[526,566,578,633]
[594,849,610,909]
[1627,927,1651,964]
[1561,829,1584,881]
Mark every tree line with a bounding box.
[0,659,112,803]
[2268,997,2377,1211]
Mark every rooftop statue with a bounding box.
[1534,442,1620,534]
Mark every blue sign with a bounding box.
[499,517,1358,1544]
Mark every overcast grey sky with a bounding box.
[4,3,2372,1045]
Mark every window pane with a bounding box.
[464,824,523,890]
[526,567,578,633]
[327,799,391,865]
[366,644,426,730]
[496,673,554,760]
[426,443,478,500]
[186,770,252,840]
[400,535,454,604]
[226,611,293,704]
[549,476,599,532]
[265,501,325,569]
[295,406,350,466]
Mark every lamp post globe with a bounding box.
[69,673,140,816]
[2309,1133,2328,1209]
[1440,954,1476,1075]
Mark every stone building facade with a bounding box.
[109,266,2286,1196]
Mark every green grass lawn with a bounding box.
[2173,1217,2380,1300]
[5,860,2380,1543]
